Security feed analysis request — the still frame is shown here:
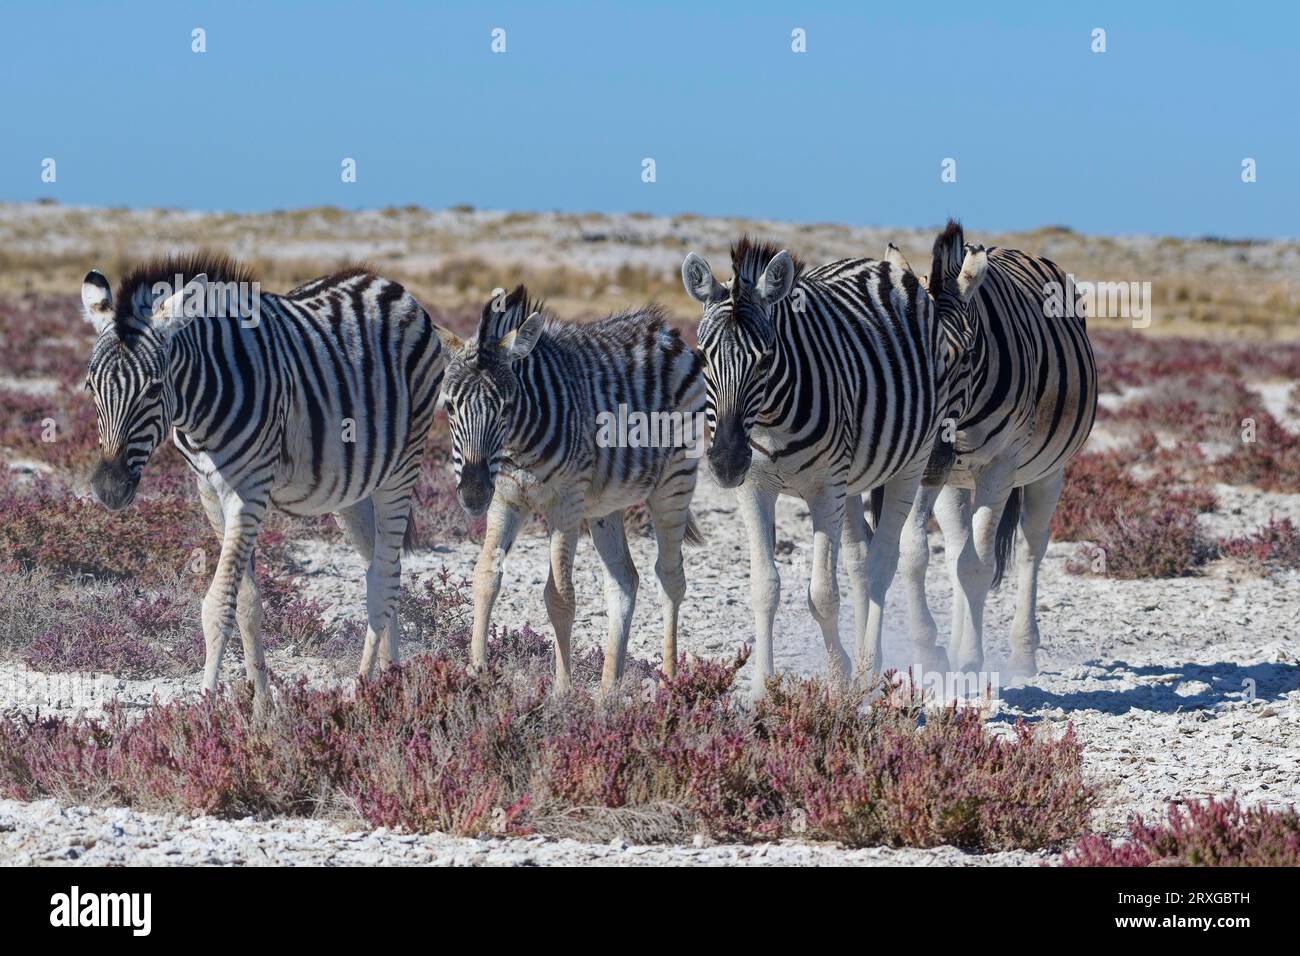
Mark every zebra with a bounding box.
[681,239,945,698]
[80,254,446,702]
[894,221,1097,681]
[436,285,705,693]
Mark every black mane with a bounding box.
[730,236,806,286]
[476,284,543,350]
[930,219,966,285]
[112,252,258,330]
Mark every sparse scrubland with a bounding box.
[1,205,1298,864]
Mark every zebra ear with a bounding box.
[957,247,989,303]
[499,311,543,362]
[150,273,207,336]
[756,251,796,305]
[884,243,915,274]
[682,253,724,304]
[436,325,466,356]
[81,270,114,334]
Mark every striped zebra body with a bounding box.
[682,239,945,697]
[438,287,704,692]
[81,255,446,700]
[897,221,1097,681]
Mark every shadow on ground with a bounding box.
[999,659,1299,716]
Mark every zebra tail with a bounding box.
[403,514,418,557]
[991,485,1021,589]
[683,512,706,548]
[867,486,885,539]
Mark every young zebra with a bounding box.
[681,239,945,698]
[80,254,446,701]
[895,221,1097,679]
[437,286,704,693]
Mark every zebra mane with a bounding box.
[112,252,258,333]
[730,236,806,287]
[285,264,380,299]
[474,284,543,360]
[930,219,966,286]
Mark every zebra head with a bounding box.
[80,270,204,510]
[436,286,544,517]
[681,245,797,489]
[927,221,990,427]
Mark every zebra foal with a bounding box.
[681,239,945,698]
[80,254,447,701]
[438,286,704,693]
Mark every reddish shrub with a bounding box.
[1056,443,1218,578]
[22,619,165,678]
[1209,413,1300,492]
[1218,517,1300,574]
[1091,330,1300,391]
[1062,796,1300,866]
[0,470,210,579]
[1068,504,1212,579]
[0,649,1097,850]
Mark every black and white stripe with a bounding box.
[439,286,705,692]
[682,238,945,696]
[898,220,1097,679]
[81,254,446,698]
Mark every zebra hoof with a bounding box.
[913,646,950,677]
[1005,651,1038,679]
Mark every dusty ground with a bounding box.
[3,459,1299,866]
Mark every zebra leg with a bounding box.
[200,493,268,698]
[734,480,780,700]
[951,458,1015,674]
[544,526,580,695]
[1007,469,1064,678]
[335,498,376,563]
[589,512,638,691]
[899,483,949,679]
[807,486,851,688]
[236,555,268,700]
[197,479,269,701]
[856,472,920,681]
[840,494,870,672]
[336,499,383,675]
[469,496,524,674]
[935,484,973,672]
[357,489,411,679]
[646,485,693,680]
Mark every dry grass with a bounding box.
[4,202,1298,337]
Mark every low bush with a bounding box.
[1218,517,1300,574]
[0,649,1097,850]
[1062,796,1300,866]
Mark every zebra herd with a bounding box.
[80,220,1096,704]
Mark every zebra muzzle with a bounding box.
[707,426,753,489]
[90,453,140,511]
[456,461,494,517]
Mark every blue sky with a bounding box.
[2,1,1295,237]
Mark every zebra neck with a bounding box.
[753,308,796,427]
[165,322,267,447]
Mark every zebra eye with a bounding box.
[144,381,163,399]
